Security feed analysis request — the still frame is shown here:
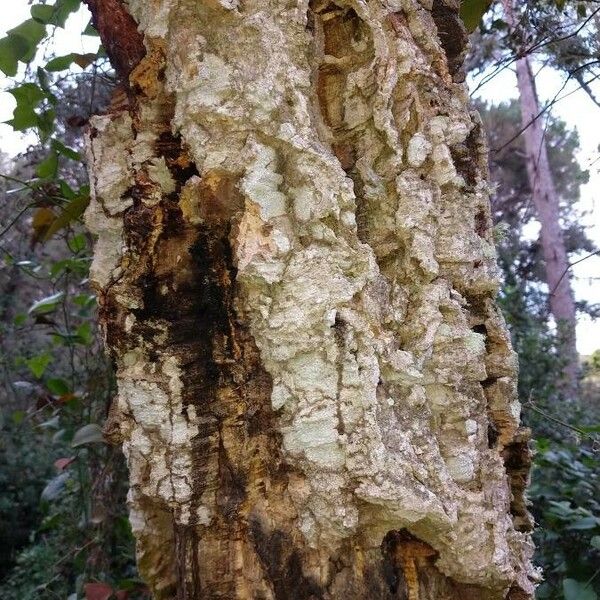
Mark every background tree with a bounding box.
[495,0,579,398]
[477,99,594,402]
[465,2,600,595]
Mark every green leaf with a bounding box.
[563,579,597,600]
[46,52,96,71]
[7,83,47,131]
[76,322,92,345]
[28,291,65,315]
[31,5,55,23]
[9,82,46,106]
[44,194,90,240]
[68,232,87,253]
[460,0,492,32]
[52,138,81,161]
[72,423,105,447]
[45,53,76,71]
[37,108,56,140]
[59,179,77,199]
[50,257,90,278]
[591,536,600,550]
[82,20,99,36]
[51,0,81,28]
[37,65,52,96]
[7,105,37,131]
[73,294,96,309]
[36,150,59,179]
[0,37,19,77]
[41,472,69,501]
[47,377,70,395]
[12,410,26,425]
[568,516,600,530]
[26,353,52,379]
[6,19,46,63]
[13,313,27,326]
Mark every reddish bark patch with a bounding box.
[83,0,146,78]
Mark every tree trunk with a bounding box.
[84,0,535,598]
[502,0,579,398]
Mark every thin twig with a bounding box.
[549,249,600,295]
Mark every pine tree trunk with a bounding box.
[502,0,579,398]
[85,0,535,598]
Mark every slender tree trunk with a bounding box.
[85,0,535,598]
[502,0,579,398]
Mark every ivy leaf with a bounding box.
[0,37,19,77]
[7,83,47,132]
[43,194,90,241]
[83,20,99,37]
[562,579,597,600]
[36,151,59,179]
[59,179,77,199]
[9,82,46,106]
[31,5,55,24]
[5,19,46,63]
[460,0,492,32]
[28,291,65,315]
[45,54,76,72]
[51,0,82,28]
[46,52,96,72]
[37,108,56,140]
[52,138,81,161]
[72,423,105,447]
[47,377,70,395]
[26,353,52,379]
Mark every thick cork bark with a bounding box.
[85,0,536,598]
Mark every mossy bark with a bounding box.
[85,0,536,598]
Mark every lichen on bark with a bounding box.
[85,0,537,598]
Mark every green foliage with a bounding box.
[531,439,600,598]
[0,221,142,597]
[0,4,139,596]
[460,0,493,32]
[0,419,54,581]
